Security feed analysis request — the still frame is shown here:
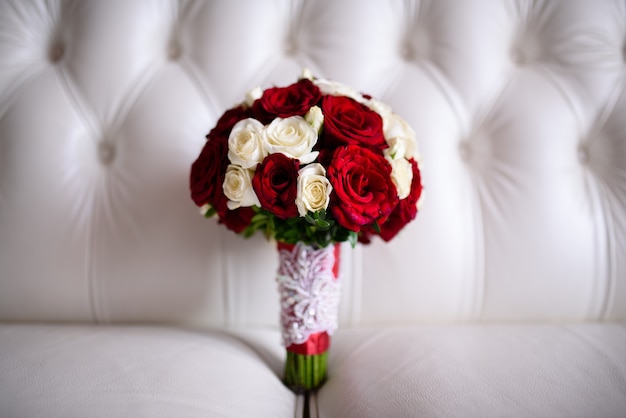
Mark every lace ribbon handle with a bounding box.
[277,242,341,347]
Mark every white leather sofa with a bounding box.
[1,1,625,417]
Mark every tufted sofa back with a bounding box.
[1,0,625,327]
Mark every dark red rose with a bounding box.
[252,79,321,124]
[377,158,423,241]
[189,135,229,207]
[211,104,252,138]
[327,145,399,232]
[219,205,255,233]
[320,95,386,150]
[252,153,300,219]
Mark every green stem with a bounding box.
[284,351,328,393]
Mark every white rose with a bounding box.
[305,105,324,133]
[366,98,392,120]
[263,116,319,164]
[386,156,413,200]
[296,163,333,216]
[223,164,260,209]
[300,68,314,80]
[384,114,417,159]
[245,86,263,107]
[227,118,266,169]
[313,78,364,103]
[384,137,407,161]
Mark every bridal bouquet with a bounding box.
[190,70,423,392]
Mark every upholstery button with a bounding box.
[511,48,524,66]
[98,142,115,165]
[285,40,297,56]
[578,144,589,164]
[459,141,472,161]
[168,43,181,60]
[50,43,64,63]
[401,43,414,61]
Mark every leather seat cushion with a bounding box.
[318,323,626,417]
[0,324,295,418]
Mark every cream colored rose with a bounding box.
[305,106,323,133]
[227,118,266,169]
[263,116,319,163]
[245,86,263,107]
[223,164,260,209]
[384,137,408,161]
[300,68,314,80]
[386,156,413,200]
[296,163,333,216]
[313,78,364,102]
[366,98,392,119]
[384,114,417,159]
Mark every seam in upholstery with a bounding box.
[349,243,363,326]
[587,79,624,319]
[53,63,102,323]
[222,231,233,327]
[535,64,586,134]
[415,60,470,134]
[596,171,618,321]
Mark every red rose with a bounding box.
[252,153,300,219]
[320,95,386,150]
[211,104,252,137]
[252,79,321,124]
[219,205,255,234]
[189,135,228,207]
[377,158,423,241]
[327,145,399,232]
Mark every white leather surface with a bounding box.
[318,324,626,418]
[0,324,295,418]
[1,0,625,325]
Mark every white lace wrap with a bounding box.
[277,242,341,347]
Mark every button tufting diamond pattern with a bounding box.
[0,0,625,327]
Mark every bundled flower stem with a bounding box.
[284,351,328,393]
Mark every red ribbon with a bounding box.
[287,331,330,355]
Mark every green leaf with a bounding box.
[250,213,267,223]
[242,226,257,238]
[348,231,358,248]
[372,221,381,234]
[315,219,330,229]
[204,207,217,218]
[305,214,315,225]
